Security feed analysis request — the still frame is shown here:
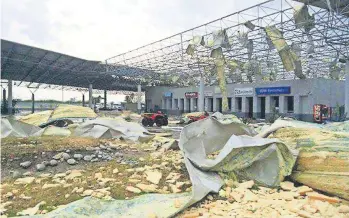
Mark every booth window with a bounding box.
[286,96,294,113]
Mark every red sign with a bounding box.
[185,92,198,98]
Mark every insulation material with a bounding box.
[246,39,254,60]
[212,29,230,49]
[265,26,306,79]
[18,110,53,126]
[177,117,296,212]
[237,31,249,47]
[294,4,315,32]
[306,34,315,54]
[215,59,229,111]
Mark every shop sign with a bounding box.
[163,92,172,98]
[204,91,213,97]
[234,88,253,96]
[185,92,198,98]
[255,86,291,95]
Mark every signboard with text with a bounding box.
[163,92,172,98]
[204,91,213,97]
[234,88,253,96]
[255,86,291,95]
[185,92,198,98]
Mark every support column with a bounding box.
[265,96,272,114]
[204,97,208,111]
[31,93,35,114]
[172,98,176,110]
[184,98,188,112]
[166,98,171,111]
[242,97,247,117]
[294,95,301,119]
[178,98,182,111]
[253,96,261,118]
[198,76,205,112]
[231,97,236,112]
[137,84,141,114]
[88,84,93,109]
[161,97,165,110]
[279,96,286,114]
[213,97,217,112]
[104,90,107,109]
[2,88,7,111]
[82,94,85,107]
[8,79,13,114]
[190,98,194,112]
[345,61,349,118]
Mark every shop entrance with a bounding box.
[216,98,222,112]
[228,97,232,111]
[260,97,266,119]
[186,98,191,112]
[180,98,184,112]
[247,97,253,118]
[207,98,213,112]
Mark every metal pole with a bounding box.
[104,90,107,109]
[345,61,349,118]
[89,84,93,109]
[8,79,13,114]
[31,93,35,114]
[82,94,85,107]
[199,75,205,112]
[137,84,141,114]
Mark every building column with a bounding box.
[104,90,107,109]
[184,98,188,112]
[137,84,141,114]
[345,61,349,118]
[204,97,208,111]
[265,96,272,114]
[190,98,194,112]
[253,96,261,118]
[172,98,176,110]
[31,93,35,114]
[88,84,93,109]
[2,88,7,111]
[166,98,171,111]
[294,95,301,118]
[198,76,205,112]
[242,97,247,117]
[213,97,217,112]
[231,97,236,112]
[279,96,286,114]
[178,98,183,111]
[8,79,13,114]
[82,94,85,106]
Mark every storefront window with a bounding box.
[287,96,294,113]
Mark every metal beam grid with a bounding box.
[106,0,349,86]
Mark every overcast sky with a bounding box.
[1,0,264,102]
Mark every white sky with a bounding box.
[1,0,264,102]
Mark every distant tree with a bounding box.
[125,93,136,103]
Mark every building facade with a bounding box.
[145,78,345,122]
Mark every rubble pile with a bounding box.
[1,108,348,218]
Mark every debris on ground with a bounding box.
[1,110,349,218]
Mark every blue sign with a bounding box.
[164,92,172,98]
[255,86,291,95]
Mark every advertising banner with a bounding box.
[234,88,253,96]
[185,92,198,98]
[255,86,291,95]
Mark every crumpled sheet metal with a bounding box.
[1,118,41,138]
[73,118,153,142]
[178,117,296,213]
[26,193,191,218]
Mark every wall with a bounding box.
[145,78,345,121]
